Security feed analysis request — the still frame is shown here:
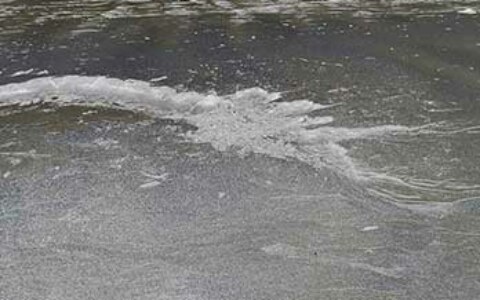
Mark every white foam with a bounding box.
[296,124,409,144]
[458,7,477,14]
[10,68,34,77]
[360,225,379,232]
[0,76,222,114]
[139,181,161,189]
[0,75,413,180]
[149,76,168,82]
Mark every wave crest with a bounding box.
[0,75,411,179]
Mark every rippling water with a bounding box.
[1,0,480,37]
[1,1,480,300]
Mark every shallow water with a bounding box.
[1,2,480,300]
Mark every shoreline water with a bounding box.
[1,3,480,299]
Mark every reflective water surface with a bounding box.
[1,2,480,299]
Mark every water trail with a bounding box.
[0,76,415,180]
[3,74,479,207]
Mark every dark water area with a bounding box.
[1,1,480,299]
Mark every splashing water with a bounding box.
[3,76,478,205]
[0,75,417,180]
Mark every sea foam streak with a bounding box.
[0,75,410,179]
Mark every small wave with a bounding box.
[2,75,479,209]
[0,75,413,181]
[0,76,222,114]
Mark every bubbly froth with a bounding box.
[0,75,411,178]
